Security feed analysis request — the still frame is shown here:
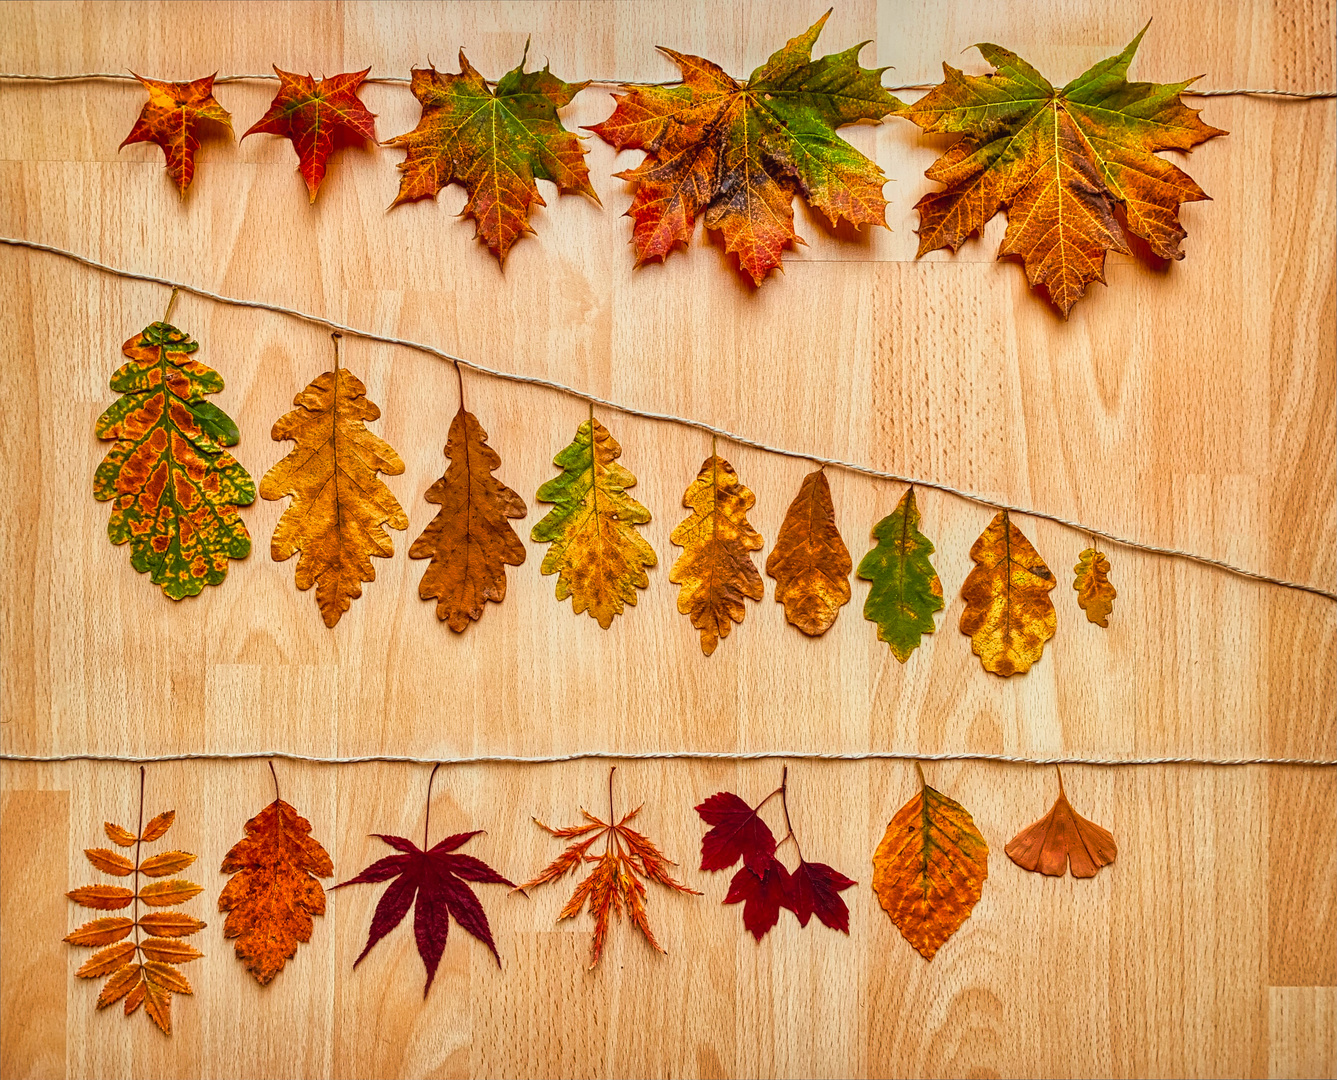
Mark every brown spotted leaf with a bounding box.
[120,74,233,193]
[141,811,175,842]
[766,470,851,636]
[1074,547,1117,627]
[1007,769,1117,878]
[960,511,1057,676]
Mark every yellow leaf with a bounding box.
[1073,547,1117,627]
[959,510,1056,675]
[104,823,137,847]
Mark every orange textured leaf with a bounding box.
[139,851,197,878]
[142,960,192,1034]
[243,67,376,201]
[410,407,527,632]
[960,511,1057,676]
[1074,547,1117,627]
[219,796,333,985]
[104,822,137,847]
[68,885,135,911]
[765,469,852,636]
[141,810,175,842]
[138,879,204,907]
[84,848,135,876]
[75,942,138,978]
[65,917,134,947]
[137,912,207,938]
[120,73,233,193]
[1006,769,1117,878]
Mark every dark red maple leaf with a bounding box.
[695,790,777,875]
[790,858,855,932]
[724,856,792,941]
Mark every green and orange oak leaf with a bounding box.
[120,74,233,193]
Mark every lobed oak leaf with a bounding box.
[766,470,852,636]
[1006,769,1117,878]
[64,917,134,947]
[120,73,233,194]
[695,790,777,876]
[1073,547,1117,627]
[84,848,135,876]
[857,487,944,662]
[960,511,1057,676]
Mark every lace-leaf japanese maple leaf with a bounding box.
[857,487,944,662]
[905,24,1225,315]
[1073,547,1117,627]
[120,74,233,194]
[590,10,902,284]
[960,511,1057,676]
[95,320,255,599]
[386,48,597,263]
[410,407,527,632]
[519,769,699,968]
[766,469,851,636]
[1006,768,1117,878]
[243,67,377,201]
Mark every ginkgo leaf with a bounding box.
[139,851,196,878]
[1006,769,1117,878]
[871,771,989,960]
[591,11,902,283]
[243,67,377,201]
[261,363,408,628]
[670,454,764,655]
[219,796,333,984]
[84,849,135,876]
[120,73,233,193]
[1074,547,1117,627]
[856,487,944,662]
[531,417,656,628]
[905,24,1226,315]
[766,469,851,636]
[960,511,1057,676]
[410,407,527,632]
[387,49,597,263]
[95,322,255,599]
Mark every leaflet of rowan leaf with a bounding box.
[960,511,1057,676]
[387,50,596,263]
[905,24,1225,316]
[590,11,902,284]
[95,321,255,600]
[766,469,851,636]
[261,365,407,628]
[1006,769,1117,878]
[1073,547,1117,627]
[410,407,527,632]
[120,74,233,193]
[857,487,944,662]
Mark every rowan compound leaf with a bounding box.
[120,74,233,193]
[960,511,1057,676]
[591,11,903,283]
[141,811,175,842]
[531,418,656,628]
[387,50,596,263]
[670,454,764,655]
[219,797,334,984]
[905,24,1226,315]
[105,823,137,847]
[872,776,989,960]
[243,67,377,201]
[790,859,856,933]
[1007,770,1117,878]
[95,323,255,599]
[766,469,852,636]
[410,407,527,631]
[857,487,944,661]
[64,917,135,947]
[724,857,792,941]
[1074,547,1117,627]
[695,791,778,876]
[261,365,408,628]
[84,849,135,876]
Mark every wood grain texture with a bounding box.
[0,1,1333,1077]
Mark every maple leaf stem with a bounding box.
[424,762,442,850]
[268,759,280,803]
[162,287,179,325]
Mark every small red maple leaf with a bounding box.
[243,67,377,202]
[120,73,233,194]
[696,790,778,876]
[724,856,792,940]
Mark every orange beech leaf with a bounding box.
[960,511,1057,676]
[1074,547,1117,627]
[1006,769,1117,878]
[120,74,233,193]
[84,849,135,876]
[766,469,852,636]
[104,823,137,847]
[64,917,134,947]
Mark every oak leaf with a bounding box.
[261,363,408,627]
[960,511,1057,676]
[1073,547,1117,627]
[1006,769,1116,878]
[872,772,988,960]
[95,321,255,599]
[120,74,233,193]
[766,469,851,636]
[243,67,377,201]
[219,797,334,985]
[531,417,656,628]
[669,454,764,655]
[410,407,527,632]
[856,487,944,662]
[387,49,597,263]
[591,11,902,284]
[905,25,1225,316]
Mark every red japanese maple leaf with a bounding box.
[120,73,233,194]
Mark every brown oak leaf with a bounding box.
[766,469,852,636]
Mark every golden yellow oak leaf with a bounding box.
[1073,547,1116,627]
[960,511,1057,676]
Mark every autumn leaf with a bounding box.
[95,321,255,599]
[789,858,856,933]
[856,487,944,662]
[409,407,527,632]
[120,74,233,193]
[591,11,902,283]
[960,511,1057,676]
[766,469,851,636]
[386,48,596,263]
[669,454,764,655]
[1074,547,1117,627]
[243,67,377,201]
[520,769,699,968]
[696,790,777,876]
[531,416,656,628]
[1006,768,1116,878]
[261,359,408,628]
[871,769,988,960]
[905,24,1225,315]
[725,857,792,941]
[219,793,334,985]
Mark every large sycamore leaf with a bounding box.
[243,67,377,201]
[386,50,597,263]
[906,25,1225,315]
[95,322,255,599]
[669,454,764,655]
[261,365,408,628]
[409,407,527,632]
[960,511,1057,676]
[872,773,988,960]
[1073,547,1117,627]
[219,797,333,985]
[120,74,233,194]
[590,11,902,284]
[766,469,851,636]
[1006,768,1116,878]
[856,487,944,662]
[531,417,656,628]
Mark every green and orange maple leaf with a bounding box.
[120,74,233,193]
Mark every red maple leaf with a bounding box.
[696,790,777,875]
[724,856,791,941]
[790,858,856,932]
[120,73,233,194]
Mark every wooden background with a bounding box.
[1,1,1333,1077]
